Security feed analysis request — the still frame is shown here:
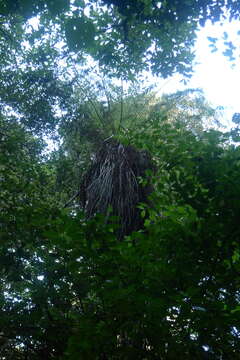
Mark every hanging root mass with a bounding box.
[80,140,154,239]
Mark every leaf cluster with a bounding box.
[1,103,240,358]
[0,0,240,77]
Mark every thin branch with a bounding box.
[76,81,106,129]
[64,191,80,208]
[119,79,124,130]
[87,96,105,128]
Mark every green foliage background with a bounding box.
[0,0,240,359]
[1,97,240,358]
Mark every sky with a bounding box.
[154,19,240,128]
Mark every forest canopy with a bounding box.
[0,0,240,359]
[0,0,240,77]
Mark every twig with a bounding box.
[119,79,124,130]
[64,191,80,208]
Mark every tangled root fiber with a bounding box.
[80,140,154,239]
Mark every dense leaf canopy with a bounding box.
[0,0,240,77]
[0,1,240,359]
[1,83,240,358]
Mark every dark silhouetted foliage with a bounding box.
[80,140,154,239]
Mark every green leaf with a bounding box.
[65,16,96,52]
